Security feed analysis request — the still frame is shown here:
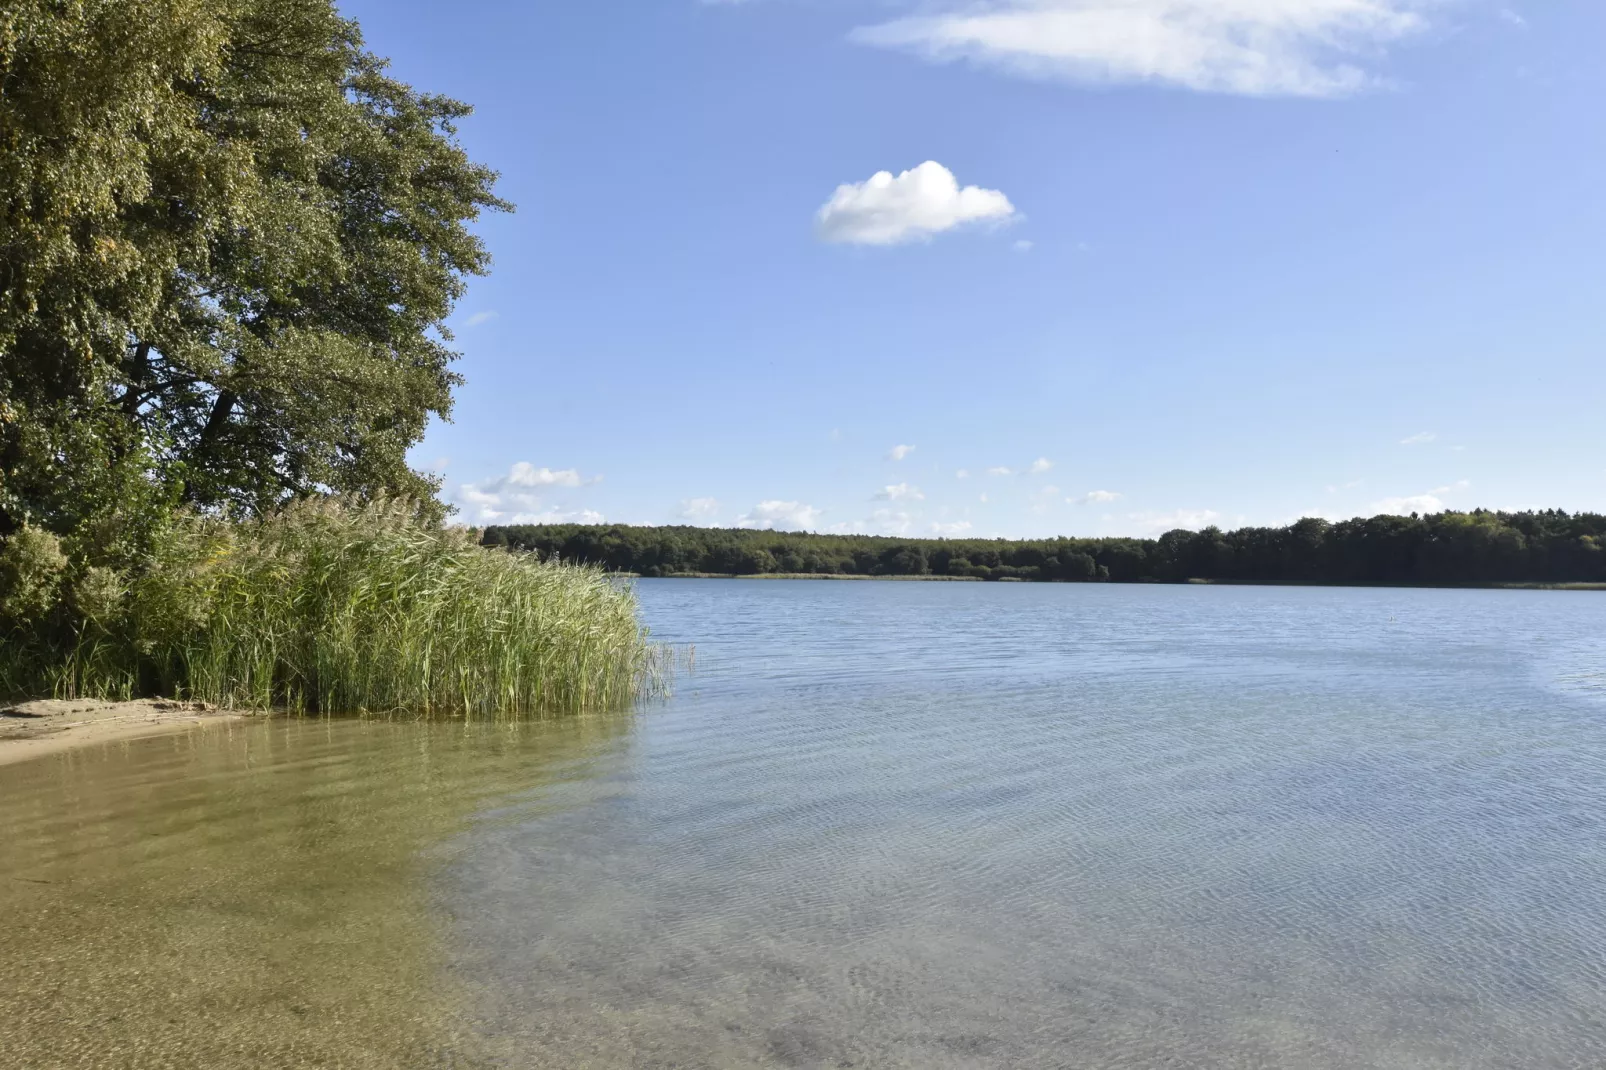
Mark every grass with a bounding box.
[2,499,671,717]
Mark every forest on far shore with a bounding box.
[483,510,1606,587]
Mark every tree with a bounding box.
[0,0,508,559]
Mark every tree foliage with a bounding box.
[484,510,1606,587]
[0,0,507,559]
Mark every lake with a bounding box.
[4,580,1606,1067]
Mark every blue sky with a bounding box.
[342,0,1604,538]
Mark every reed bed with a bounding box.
[6,500,670,717]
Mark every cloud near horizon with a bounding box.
[449,462,598,524]
[736,500,823,530]
[817,162,1017,245]
[676,497,721,521]
[849,0,1434,98]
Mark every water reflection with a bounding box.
[0,714,634,1068]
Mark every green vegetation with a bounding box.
[1,500,664,713]
[485,509,1606,587]
[0,2,659,713]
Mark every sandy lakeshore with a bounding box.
[0,698,251,767]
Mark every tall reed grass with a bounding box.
[3,499,669,717]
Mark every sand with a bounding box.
[0,697,251,767]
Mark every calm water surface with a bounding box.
[4,581,1606,1067]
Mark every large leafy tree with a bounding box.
[0,0,507,557]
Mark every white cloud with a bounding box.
[449,462,598,524]
[1400,431,1437,445]
[887,443,917,461]
[979,493,989,503]
[955,468,970,479]
[817,161,1018,246]
[676,497,720,521]
[1127,508,1222,533]
[1073,489,1122,505]
[736,500,823,530]
[850,0,1432,98]
[1498,7,1526,28]
[931,521,974,536]
[1370,480,1468,516]
[508,508,605,526]
[464,310,498,328]
[874,482,925,501]
[1013,239,1034,253]
[1371,494,1444,515]
[1029,456,1054,474]
[501,463,588,488]
[986,466,1013,476]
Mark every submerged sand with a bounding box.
[0,697,250,767]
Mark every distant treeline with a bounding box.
[482,510,1606,587]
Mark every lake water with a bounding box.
[4,581,1606,1067]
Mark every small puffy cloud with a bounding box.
[736,500,822,531]
[449,462,599,524]
[986,466,1013,477]
[850,0,1432,99]
[817,161,1018,246]
[1029,457,1054,474]
[1400,431,1437,446]
[676,497,720,521]
[887,443,917,461]
[1072,489,1122,505]
[979,493,989,503]
[931,521,973,536]
[464,310,498,328]
[1127,508,1221,534]
[874,482,925,502]
[1013,239,1034,253]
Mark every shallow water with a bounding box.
[5,581,1606,1067]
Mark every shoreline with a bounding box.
[0,699,253,768]
[627,573,1606,590]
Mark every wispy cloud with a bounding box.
[818,161,1017,246]
[887,443,917,461]
[736,500,822,530]
[1498,7,1527,28]
[1029,457,1054,474]
[986,466,1013,477]
[1072,489,1122,505]
[1400,431,1438,445]
[464,310,498,328]
[931,520,974,536]
[850,0,1434,98]
[676,497,720,521]
[1013,239,1034,253]
[1127,508,1221,533]
[955,468,970,479]
[874,482,925,502]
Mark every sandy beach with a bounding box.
[0,698,251,768]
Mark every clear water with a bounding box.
[4,581,1606,1068]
